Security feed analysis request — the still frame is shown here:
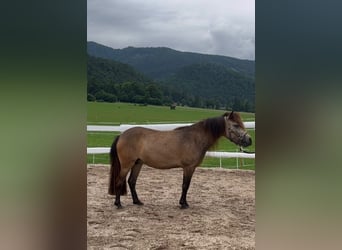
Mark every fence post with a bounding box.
[236,149,239,169]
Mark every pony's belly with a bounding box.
[144,163,180,170]
[141,152,201,169]
[143,158,181,169]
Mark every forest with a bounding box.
[87,42,255,111]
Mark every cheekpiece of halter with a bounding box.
[224,114,230,122]
[239,131,248,140]
[223,115,232,138]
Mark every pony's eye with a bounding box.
[234,124,240,128]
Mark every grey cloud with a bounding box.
[88,0,254,60]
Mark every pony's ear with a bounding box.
[229,111,234,119]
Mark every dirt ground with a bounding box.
[87,165,255,250]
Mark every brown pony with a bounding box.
[108,111,252,209]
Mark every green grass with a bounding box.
[87,102,255,169]
[88,102,255,125]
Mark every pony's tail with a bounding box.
[108,135,127,195]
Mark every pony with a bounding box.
[108,111,252,209]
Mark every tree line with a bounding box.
[87,55,254,112]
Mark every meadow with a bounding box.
[87,102,255,170]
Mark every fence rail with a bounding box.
[87,121,255,132]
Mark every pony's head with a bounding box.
[223,111,252,147]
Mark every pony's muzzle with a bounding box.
[242,134,252,147]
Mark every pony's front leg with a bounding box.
[179,167,195,209]
[114,194,122,209]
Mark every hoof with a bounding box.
[133,200,144,205]
[114,201,123,209]
[180,203,189,209]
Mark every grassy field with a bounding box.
[87,102,255,170]
[88,102,255,124]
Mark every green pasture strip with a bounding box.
[202,157,255,170]
[87,154,110,165]
[87,132,120,147]
[87,102,255,125]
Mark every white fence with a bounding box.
[87,122,255,168]
[87,121,255,132]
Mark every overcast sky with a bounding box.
[87,0,254,60]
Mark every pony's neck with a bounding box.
[196,116,226,150]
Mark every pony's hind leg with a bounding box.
[128,160,144,205]
[114,166,131,209]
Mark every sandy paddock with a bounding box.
[87,165,255,250]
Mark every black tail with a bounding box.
[108,135,127,195]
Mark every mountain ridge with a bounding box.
[87,41,254,80]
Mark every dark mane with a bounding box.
[175,116,225,140]
[200,116,226,140]
[176,116,225,138]
[175,116,226,138]
[174,116,225,150]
